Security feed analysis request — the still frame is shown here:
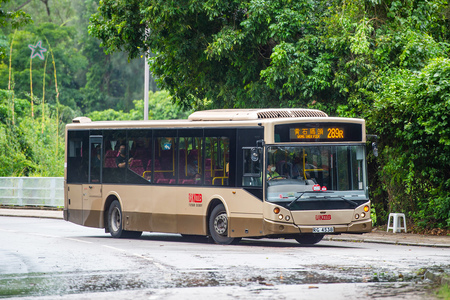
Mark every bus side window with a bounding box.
[127,130,152,184]
[153,134,176,185]
[205,136,230,186]
[67,130,89,183]
[242,147,262,187]
[179,136,203,185]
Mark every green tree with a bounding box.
[3,0,152,115]
[369,58,450,229]
[0,89,64,177]
[89,0,327,109]
[88,90,193,121]
[0,23,88,109]
[0,0,31,59]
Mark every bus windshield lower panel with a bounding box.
[266,145,368,211]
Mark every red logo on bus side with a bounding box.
[189,193,202,203]
[315,215,331,220]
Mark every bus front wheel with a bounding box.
[108,200,142,238]
[209,204,241,245]
[295,234,324,245]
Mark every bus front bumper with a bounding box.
[263,218,372,236]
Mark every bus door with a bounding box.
[82,136,103,226]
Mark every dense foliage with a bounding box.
[88,90,193,121]
[1,0,155,114]
[370,58,450,228]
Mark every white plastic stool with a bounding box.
[387,213,407,233]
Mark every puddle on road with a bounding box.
[1,265,447,298]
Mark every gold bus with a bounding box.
[64,108,371,244]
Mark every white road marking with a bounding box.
[64,237,93,244]
[30,233,60,239]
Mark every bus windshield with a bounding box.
[266,145,368,209]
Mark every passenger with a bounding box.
[292,157,311,179]
[116,144,133,168]
[267,164,280,180]
[92,145,102,169]
[194,173,201,184]
[187,158,198,178]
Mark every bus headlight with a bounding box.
[355,214,360,219]
[361,212,366,218]
[278,214,284,220]
[285,215,290,221]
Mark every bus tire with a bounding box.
[295,234,324,245]
[108,200,142,238]
[209,204,241,245]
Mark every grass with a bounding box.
[437,283,450,299]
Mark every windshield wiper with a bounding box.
[335,196,358,207]
[287,191,320,207]
[287,192,304,208]
[287,192,359,208]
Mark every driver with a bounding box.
[267,164,280,180]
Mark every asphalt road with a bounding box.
[1,216,449,299]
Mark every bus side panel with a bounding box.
[103,185,178,234]
[82,184,104,228]
[224,190,264,238]
[228,213,265,238]
[103,185,265,238]
[66,184,83,226]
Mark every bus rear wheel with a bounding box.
[295,234,324,245]
[108,200,142,238]
[209,204,241,245]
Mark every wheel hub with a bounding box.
[214,213,228,235]
[111,207,121,232]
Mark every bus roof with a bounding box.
[188,108,328,121]
[67,109,366,130]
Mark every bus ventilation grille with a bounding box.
[257,109,328,119]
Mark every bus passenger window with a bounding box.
[205,136,229,186]
[154,137,176,184]
[67,130,89,183]
[126,130,152,184]
[179,136,203,185]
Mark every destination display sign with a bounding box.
[289,127,344,140]
[275,123,363,142]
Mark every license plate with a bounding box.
[313,227,334,233]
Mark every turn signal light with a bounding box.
[274,207,280,214]
[364,205,369,212]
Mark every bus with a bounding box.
[64,108,371,245]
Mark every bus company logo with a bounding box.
[189,193,202,203]
[315,215,331,220]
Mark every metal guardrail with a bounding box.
[0,177,64,207]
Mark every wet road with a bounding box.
[1,216,448,299]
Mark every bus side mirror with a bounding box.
[372,142,378,157]
[367,134,378,157]
[251,148,260,162]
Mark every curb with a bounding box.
[0,209,63,220]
